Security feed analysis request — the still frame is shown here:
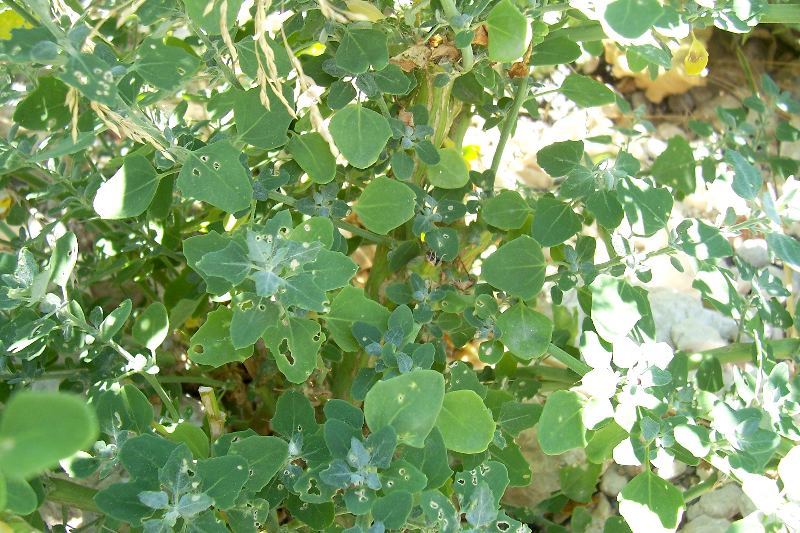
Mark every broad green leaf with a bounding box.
[677,219,732,260]
[767,233,800,270]
[373,64,415,95]
[118,434,178,485]
[435,390,496,454]
[97,298,132,343]
[725,150,762,199]
[94,154,159,219]
[236,35,292,79]
[134,39,199,90]
[498,401,542,437]
[531,196,582,247]
[59,53,117,106]
[537,390,586,455]
[304,249,358,291]
[560,75,615,108]
[5,477,36,515]
[287,133,336,184]
[326,286,390,351]
[605,0,663,39]
[354,176,416,235]
[177,141,253,213]
[272,390,318,438]
[262,316,324,383]
[585,421,627,463]
[49,231,78,288]
[372,491,413,529]
[234,88,294,150]
[163,422,209,459]
[197,240,252,287]
[586,190,624,229]
[560,462,602,503]
[95,480,154,525]
[182,0,241,35]
[364,370,444,447]
[287,495,335,530]
[228,435,289,492]
[95,384,153,435]
[402,428,452,489]
[0,391,98,479]
[537,140,584,177]
[426,147,470,189]
[335,28,389,74]
[489,438,532,486]
[618,177,673,236]
[673,424,711,458]
[288,217,335,248]
[230,297,279,349]
[481,235,546,299]
[497,302,553,360]
[531,37,582,66]
[618,471,684,531]
[184,231,245,295]
[13,77,70,130]
[651,136,695,195]
[196,455,248,509]
[380,460,428,493]
[188,307,253,366]
[133,302,170,351]
[329,105,392,169]
[481,190,530,230]
[486,0,528,62]
[454,461,509,507]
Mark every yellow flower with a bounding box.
[684,35,709,76]
[0,10,31,40]
[462,144,481,169]
[0,190,12,219]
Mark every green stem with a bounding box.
[682,472,719,503]
[687,338,799,368]
[157,375,230,387]
[45,478,100,513]
[489,76,529,192]
[439,0,474,71]
[142,373,181,420]
[545,343,592,376]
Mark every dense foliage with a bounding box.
[1,0,799,531]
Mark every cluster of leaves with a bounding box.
[1,0,800,531]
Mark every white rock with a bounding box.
[698,484,745,519]
[672,320,727,352]
[681,515,732,533]
[737,239,770,268]
[600,467,628,498]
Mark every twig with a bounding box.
[488,75,529,193]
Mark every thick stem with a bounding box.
[545,343,592,376]
[488,76,529,193]
[45,478,100,513]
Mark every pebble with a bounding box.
[682,515,733,533]
[600,467,628,498]
[736,238,770,268]
[698,484,745,519]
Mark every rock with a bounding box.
[681,515,733,533]
[600,467,628,498]
[648,289,739,348]
[736,238,770,268]
[697,483,744,519]
[672,319,727,352]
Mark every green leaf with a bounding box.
[537,140,584,177]
[272,390,318,438]
[329,105,392,169]
[767,233,800,269]
[49,231,78,288]
[531,196,582,247]
[481,235,546,299]
[486,0,528,63]
[426,147,470,189]
[95,384,153,435]
[498,401,542,437]
[59,53,117,106]
[373,64,415,95]
[364,370,445,448]
[590,275,647,341]
[304,249,358,291]
[234,88,294,150]
[197,241,252,287]
[0,392,98,479]
[229,435,289,492]
[618,471,684,531]
[263,316,324,383]
[133,302,170,351]
[97,299,132,343]
[560,463,602,503]
[677,219,732,260]
[335,28,389,74]
[605,0,663,39]
[354,176,416,235]
[651,136,695,195]
[164,422,209,458]
[585,421,627,463]
[618,177,673,237]
[177,141,253,213]
[230,297,279,349]
[435,390,496,454]
[13,77,70,131]
[188,307,253,366]
[586,190,624,229]
[326,286,390,352]
[402,429,452,490]
[497,302,553,360]
[381,460,428,493]
[372,491,413,529]
[95,480,154,525]
[134,39,199,90]
[537,390,586,455]
[288,217,334,248]
[182,0,241,35]
[725,150,763,200]
[560,75,615,108]
[481,190,530,230]
[184,231,244,295]
[5,477,37,515]
[195,455,248,509]
[287,133,336,184]
[94,154,159,219]
[531,38,582,66]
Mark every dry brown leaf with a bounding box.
[508,61,528,78]
[472,25,488,46]
[390,44,431,71]
[431,43,460,62]
[398,109,415,127]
